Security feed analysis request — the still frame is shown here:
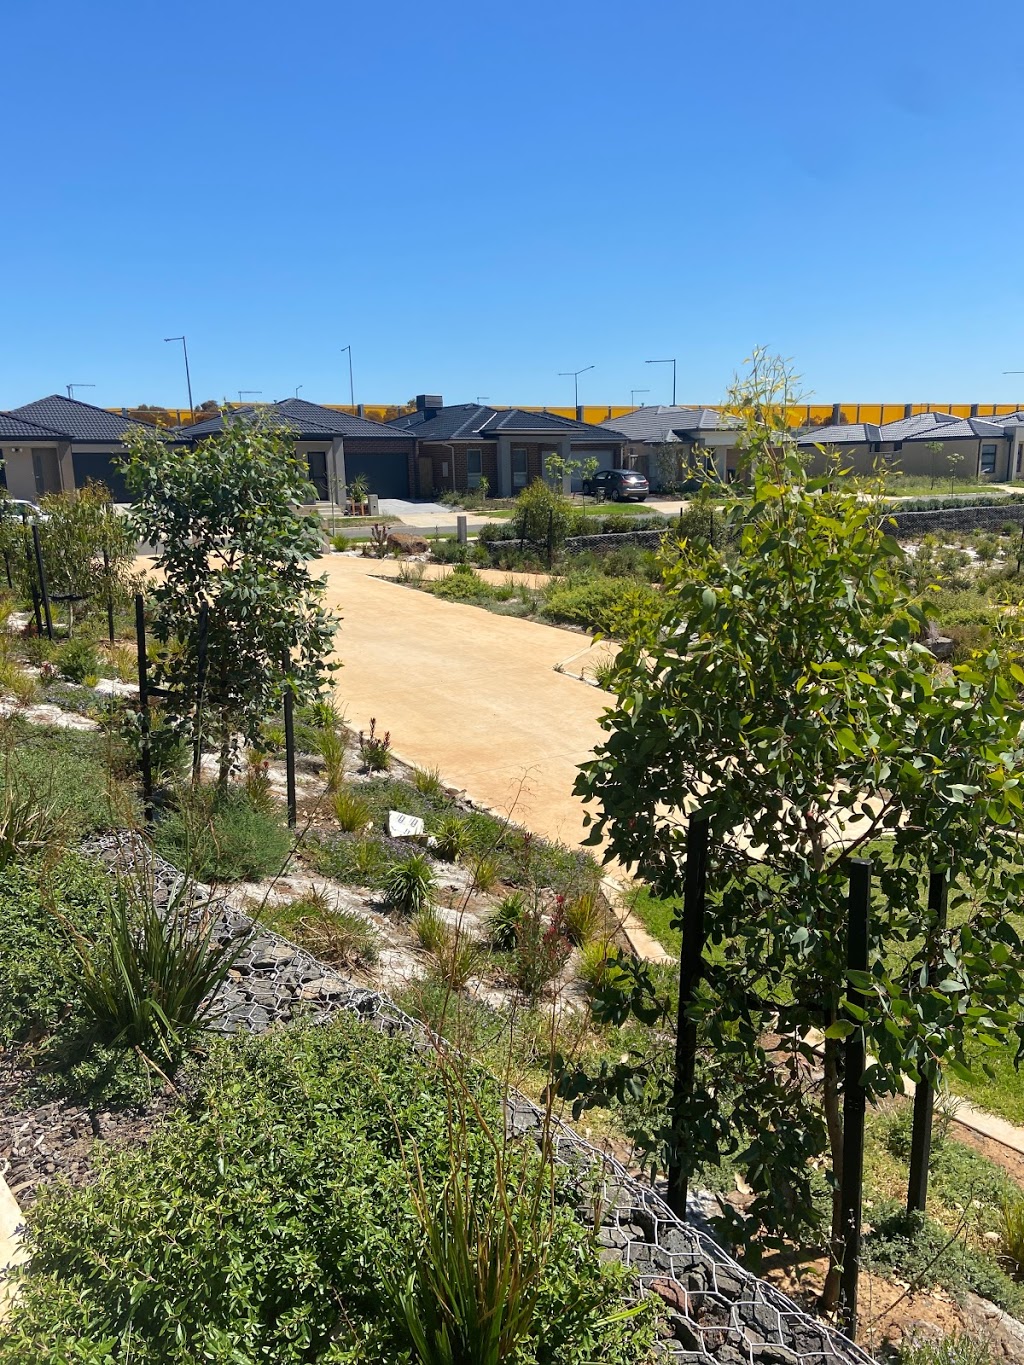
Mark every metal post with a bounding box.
[191,602,209,785]
[2,551,11,591]
[102,547,115,643]
[457,514,468,546]
[667,811,710,1220]
[282,658,297,829]
[31,524,53,640]
[907,869,949,1215]
[22,519,42,637]
[135,594,154,822]
[839,858,871,1339]
[547,508,555,569]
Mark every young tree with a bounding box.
[39,484,137,611]
[123,415,338,785]
[564,351,1024,1304]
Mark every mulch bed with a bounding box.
[0,1048,176,1209]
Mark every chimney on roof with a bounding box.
[576,405,584,423]
[357,403,365,417]
[904,403,913,418]
[121,408,128,418]
[831,403,841,424]
[970,403,979,417]
[415,394,443,416]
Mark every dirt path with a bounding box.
[318,554,610,850]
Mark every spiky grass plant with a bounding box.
[382,852,435,917]
[317,726,348,792]
[333,787,371,834]
[65,867,250,1064]
[433,813,471,863]
[412,764,446,800]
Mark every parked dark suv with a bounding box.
[581,468,650,502]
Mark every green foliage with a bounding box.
[54,637,100,683]
[332,785,372,833]
[0,1020,653,1365]
[1,721,135,835]
[66,867,249,1063]
[0,856,111,1046]
[316,724,348,791]
[359,716,392,772]
[382,851,436,916]
[303,831,390,887]
[512,903,572,999]
[413,764,447,800]
[434,932,484,991]
[471,852,502,893]
[412,902,451,955]
[123,417,338,783]
[433,812,471,861]
[265,893,380,968]
[566,349,1024,1267]
[863,1206,1024,1317]
[489,891,526,950]
[37,484,138,616]
[155,784,292,882]
[562,890,602,945]
[895,1336,994,1365]
[431,535,472,564]
[998,1196,1024,1277]
[0,778,65,869]
[510,479,571,552]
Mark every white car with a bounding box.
[3,499,48,522]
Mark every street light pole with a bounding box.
[164,336,194,423]
[631,388,650,407]
[66,383,96,400]
[295,385,303,399]
[558,364,595,410]
[238,390,262,404]
[341,345,355,408]
[646,357,677,405]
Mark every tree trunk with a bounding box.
[819,1036,845,1315]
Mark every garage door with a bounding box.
[569,448,616,492]
[345,451,410,500]
[72,453,131,502]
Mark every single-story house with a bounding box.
[798,410,1024,483]
[178,397,419,501]
[0,395,164,501]
[389,396,625,497]
[601,406,744,488]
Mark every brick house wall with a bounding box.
[418,442,499,497]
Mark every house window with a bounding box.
[892,441,903,452]
[512,447,528,489]
[870,442,881,454]
[466,448,483,489]
[981,443,998,475]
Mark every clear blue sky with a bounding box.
[4,0,1024,410]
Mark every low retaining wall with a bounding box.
[74,834,872,1365]
[885,504,1024,537]
[487,529,667,558]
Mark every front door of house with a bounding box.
[512,447,528,490]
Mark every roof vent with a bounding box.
[415,394,443,414]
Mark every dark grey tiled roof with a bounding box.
[10,395,158,441]
[904,417,1006,441]
[799,411,968,446]
[0,412,67,439]
[389,404,621,441]
[798,423,875,445]
[603,405,740,442]
[180,398,409,441]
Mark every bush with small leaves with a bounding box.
[55,638,100,685]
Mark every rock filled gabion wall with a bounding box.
[86,835,874,1365]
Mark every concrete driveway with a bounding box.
[317,555,610,849]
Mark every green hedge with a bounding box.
[0,1018,656,1364]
